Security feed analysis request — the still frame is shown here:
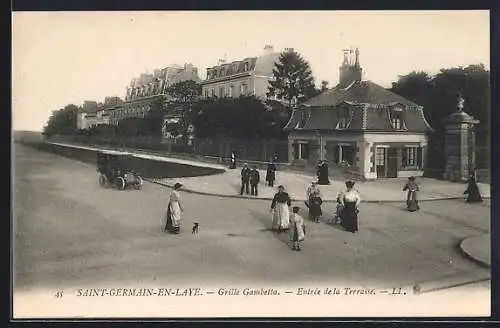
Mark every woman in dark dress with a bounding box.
[317,160,330,185]
[464,170,483,203]
[339,180,361,233]
[270,185,292,232]
[308,193,323,223]
[403,177,420,212]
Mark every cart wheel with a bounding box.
[117,177,126,190]
[99,174,108,188]
[134,176,143,190]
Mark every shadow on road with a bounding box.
[246,209,292,248]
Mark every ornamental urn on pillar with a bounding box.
[444,95,480,182]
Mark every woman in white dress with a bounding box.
[339,180,361,233]
[165,183,184,234]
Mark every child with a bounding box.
[333,193,343,224]
[290,206,306,251]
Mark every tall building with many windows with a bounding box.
[201,45,281,100]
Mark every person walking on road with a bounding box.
[266,159,277,187]
[403,176,420,212]
[164,183,184,234]
[250,165,260,196]
[240,163,251,195]
[270,185,291,232]
[339,180,361,233]
[290,206,306,251]
[229,151,237,169]
[464,169,483,203]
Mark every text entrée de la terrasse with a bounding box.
[74,287,408,297]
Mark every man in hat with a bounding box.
[250,165,260,196]
[240,163,251,195]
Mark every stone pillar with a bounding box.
[444,96,480,182]
[288,136,294,163]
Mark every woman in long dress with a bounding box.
[165,183,184,234]
[308,193,323,223]
[340,180,361,233]
[270,185,291,232]
[403,177,420,212]
[464,170,483,203]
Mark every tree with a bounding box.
[165,80,202,106]
[191,96,288,139]
[43,104,79,137]
[165,80,202,139]
[139,97,165,138]
[320,80,329,92]
[390,64,490,170]
[266,49,317,112]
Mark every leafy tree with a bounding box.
[140,97,165,137]
[43,104,79,137]
[165,80,202,138]
[165,80,202,106]
[266,49,317,112]
[390,64,490,169]
[191,96,288,139]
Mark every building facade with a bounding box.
[77,106,110,130]
[77,63,201,131]
[201,45,281,100]
[284,49,434,180]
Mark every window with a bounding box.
[244,63,249,71]
[337,107,350,129]
[211,89,215,97]
[204,89,209,98]
[229,85,234,97]
[390,108,404,130]
[404,146,419,167]
[219,87,224,98]
[240,84,248,95]
[376,148,385,166]
[294,142,309,160]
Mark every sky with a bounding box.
[12,10,489,132]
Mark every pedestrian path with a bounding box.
[47,141,491,203]
[459,234,491,268]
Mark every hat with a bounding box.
[278,185,284,189]
[312,181,318,184]
[174,183,183,189]
[345,180,355,188]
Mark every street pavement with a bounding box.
[13,144,491,317]
[48,141,491,202]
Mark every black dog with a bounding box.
[192,222,200,234]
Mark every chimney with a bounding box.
[263,45,274,55]
[339,48,362,87]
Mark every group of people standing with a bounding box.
[239,160,278,196]
[164,160,484,244]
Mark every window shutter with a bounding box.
[402,148,407,167]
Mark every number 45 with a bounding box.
[54,291,64,298]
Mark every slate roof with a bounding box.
[302,80,420,108]
[284,102,433,133]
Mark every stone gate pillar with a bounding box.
[444,96,479,182]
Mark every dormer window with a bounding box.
[337,106,350,129]
[390,106,405,130]
[244,62,249,71]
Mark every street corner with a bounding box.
[459,234,491,268]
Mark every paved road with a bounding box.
[13,144,491,297]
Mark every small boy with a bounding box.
[290,206,306,251]
[333,193,343,224]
